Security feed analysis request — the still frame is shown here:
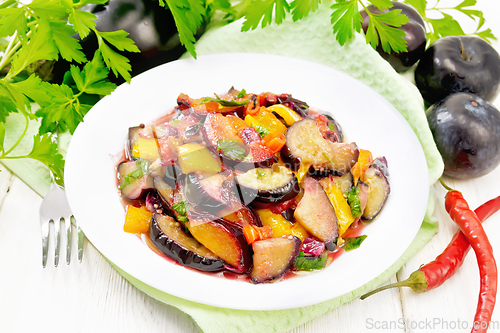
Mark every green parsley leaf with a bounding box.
[97,42,133,83]
[0,7,28,40]
[96,30,140,53]
[27,134,65,186]
[241,0,290,31]
[119,159,150,189]
[217,140,248,160]
[330,0,362,46]
[403,0,426,17]
[290,0,321,22]
[172,200,189,216]
[29,0,68,20]
[69,50,117,95]
[201,95,250,106]
[161,0,207,57]
[365,10,409,53]
[68,9,96,39]
[10,21,59,77]
[293,252,327,271]
[343,235,367,251]
[256,169,266,179]
[346,186,362,217]
[237,88,247,98]
[255,125,269,138]
[49,21,87,63]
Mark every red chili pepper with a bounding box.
[361,194,500,300]
[444,189,497,333]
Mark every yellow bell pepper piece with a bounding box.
[351,149,373,185]
[320,179,354,237]
[256,208,309,241]
[124,205,153,234]
[265,104,302,126]
[244,108,287,136]
[132,137,161,161]
[177,143,222,174]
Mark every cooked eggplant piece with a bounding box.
[150,213,224,272]
[331,172,354,194]
[220,198,263,227]
[277,94,309,117]
[280,118,359,175]
[187,211,253,273]
[117,160,154,200]
[319,114,343,142]
[128,126,161,161]
[184,172,232,213]
[235,166,299,204]
[250,236,301,283]
[163,163,182,188]
[362,158,390,220]
[294,177,339,246]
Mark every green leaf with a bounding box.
[256,169,266,179]
[49,20,87,63]
[217,140,248,160]
[9,74,49,106]
[201,95,250,106]
[0,7,28,39]
[290,0,321,22]
[330,0,362,46]
[98,42,132,83]
[241,0,290,31]
[369,0,393,10]
[68,9,96,39]
[455,0,476,8]
[346,185,362,217]
[427,13,465,39]
[343,235,367,251]
[475,28,497,42]
[27,134,65,185]
[163,0,207,57]
[172,200,189,216]
[255,125,269,138]
[237,88,247,98]
[96,30,140,53]
[10,21,59,77]
[28,0,68,20]
[365,10,408,53]
[0,85,18,123]
[403,0,426,17]
[0,122,5,153]
[70,51,117,95]
[119,159,150,189]
[293,252,327,271]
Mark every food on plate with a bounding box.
[415,36,500,105]
[360,1,427,73]
[116,88,391,283]
[426,93,500,179]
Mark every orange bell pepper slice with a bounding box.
[351,149,373,185]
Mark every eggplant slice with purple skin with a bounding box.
[280,117,359,175]
[235,166,300,204]
[362,157,390,220]
[150,213,225,272]
[250,236,301,284]
[184,172,232,213]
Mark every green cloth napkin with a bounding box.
[3,4,445,333]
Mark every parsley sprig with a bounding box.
[0,0,139,186]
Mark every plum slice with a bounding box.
[362,158,390,220]
[117,160,153,200]
[184,172,232,213]
[187,212,253,273]
[235,165,300,204]
[150,213,224,272]
[280,117,359,175]
[250,236,301,283]
[294,177,339,246]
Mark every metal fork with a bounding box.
[40,181,83,267]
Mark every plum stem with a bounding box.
[459,39,470,61]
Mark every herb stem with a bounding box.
[0,31,18,73]
[0,0,16,9]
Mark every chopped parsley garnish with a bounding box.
[119,159,150,189]
[322,152,334,165]
[217,140,248,160]
[346,186,362,217]
[255,125,270,138]
[172,200,189,216]
[343,235,367,251]
[328,123,336,131]
[256,169,266,179]
[293,252,327,271]
[201,94,250,107]
[237,89,247,98]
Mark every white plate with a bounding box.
[65,53,429,311]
